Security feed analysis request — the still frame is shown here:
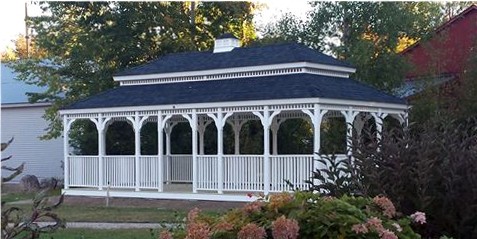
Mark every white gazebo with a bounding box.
[60,35,407,201]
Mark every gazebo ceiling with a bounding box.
[64,73,405,110]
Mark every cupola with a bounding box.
[213,33,240,53]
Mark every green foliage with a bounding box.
[350,117,477,238]
[9,2,257,141]
[164,192,422,239]
[263,2,445,92]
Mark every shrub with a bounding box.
[350,116,477,238]
[162,192,422,239]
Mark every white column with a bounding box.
[165,125,172,156]
[191,110,198,193]
[303,105,328,186]
[63,116,70,189]
[197,118,212,155]
[183,111,198,193]
[96,115,106,190]
[263,109,271,195]
[342,109,359,157]
[208,110,233,194]
[157,111,164,192]
[133,112,141,191]
[371,112,387,143]
[229,117,245,155]
[253,107,281,195]
[271,118,280,155]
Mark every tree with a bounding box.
[1,34,46,62]
[262,2,444,92]
[9,2,257,143]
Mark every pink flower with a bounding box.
[243,201,263,214]
[351,223,369,234]
[392,223,402,232]
[379,229,398,239]
[247,193,253,198]
[366,217,385,232]
[214,221,234,232]
[187,208,201,223]
[159,230,173,239]
[410,211,426,224]
[186,222,211,239]
[373,195,396,218]
[271,216,300,239]
[237,223,266,239]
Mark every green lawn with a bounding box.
[12,204,187,223]
[39,228,157,239]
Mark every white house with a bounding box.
[1,64,63,182]
[60,35,407,201]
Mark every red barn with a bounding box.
[399,5,477,98]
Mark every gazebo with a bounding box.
[60,35,407,201]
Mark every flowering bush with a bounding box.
[161,192,424,239]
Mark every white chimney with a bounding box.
[213,33,240,53]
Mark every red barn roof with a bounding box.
[402,5,477,80]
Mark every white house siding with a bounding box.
[1,104,63,182]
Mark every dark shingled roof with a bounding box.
[65,74,405,110]
[114,43,353,76]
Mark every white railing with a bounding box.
[165,155,192,183]
[139,156,161,188]
[103,156,135,188]
[197,156,218,190]
[270,155,314,192]
[68,156,99,187]
[224,155,264,192]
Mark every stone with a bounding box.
[20,174,40,192]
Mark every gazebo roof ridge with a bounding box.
[113,42,355,78]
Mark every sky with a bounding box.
[0,1,312,52]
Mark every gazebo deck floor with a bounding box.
[62,183,262,202]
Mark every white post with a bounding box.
[371,112,387,145]
[97,115,105,190]
[271,119,279,155]
[197,118,211,155]
[63,116,70,189]
[253,107,281,195]
[191,110,198,193]
[134,112,141,191]
[342,109,358,157]
[164,123,172,183]
[157,111,163,192]
[303,105,327,187]
[208,110,233,194]
[263,108,270,195]
[230,118,245,155]
[217,110,224,194]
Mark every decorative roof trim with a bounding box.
[114,62,356,85]
[1,102,52,108]
[119,67,351,86]
[60,97,407,116]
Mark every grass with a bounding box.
[2,189,226,224]
[1,188,61,203]
[1,192,37,203]
[39,228,157,239]
[12,204,188,223]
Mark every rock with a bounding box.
[20,175,40,192]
